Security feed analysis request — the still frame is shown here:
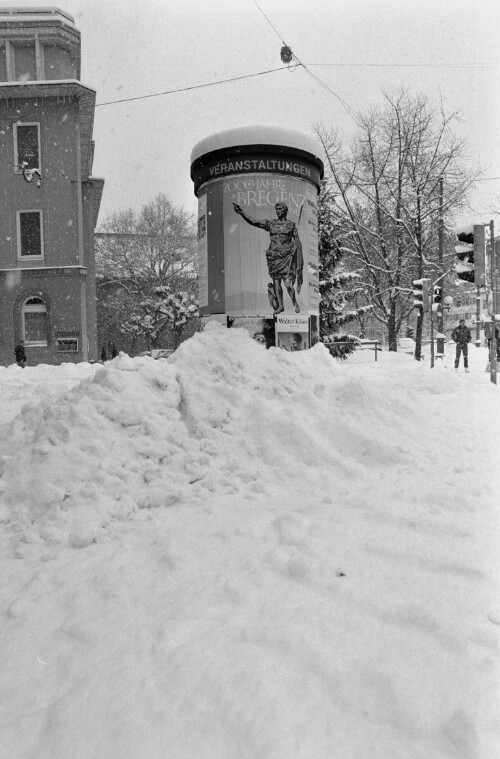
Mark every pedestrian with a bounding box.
[110,343,118,359]
[101,346,107,363]
[451,319,472,372]
[14,339,27,368]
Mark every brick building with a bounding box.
[0,7,103,365]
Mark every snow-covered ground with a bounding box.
[0,324,499,759]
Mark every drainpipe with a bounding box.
[74,113,88,361]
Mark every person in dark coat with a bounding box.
[15,340,27,368]
[100,346,107,363]
[451,319,472,371]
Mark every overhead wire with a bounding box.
[95,66,289,107]
[249,0,285,44]
[92,60,500,110]
[291,52,358,121]
[308,62,500,69]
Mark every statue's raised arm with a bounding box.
[232,203,269,230]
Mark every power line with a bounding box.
[93,59,500,110]
[249,0,286,45]
[293,54,357,120]
[95,66,289,107]
[308,62,500,69]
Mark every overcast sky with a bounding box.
[6,0,500,227]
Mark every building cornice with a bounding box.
[0,265,87,273]
[0,8,75,25]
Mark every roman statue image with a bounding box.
[232,201,303,314]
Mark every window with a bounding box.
[17,211,43,259]
[14,123,40,171]
[13,42,36,81]
[43,44,77,79]
[0,44,7,81]
[22,297,47,346]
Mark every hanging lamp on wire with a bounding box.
[280,44,293,65]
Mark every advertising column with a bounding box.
[191,127,324,349]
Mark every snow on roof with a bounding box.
[454,222,485,235]
[0,7,75,25]
[191,125,323,165]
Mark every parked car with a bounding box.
[138,349,174,360]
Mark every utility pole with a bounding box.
[414,191,424,360]
[474,224,486,347]
[475,286,481,347]
[436,178,445,357]
[430,275,435,368]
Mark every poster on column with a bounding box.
[275,313,310,351]
[197,193,208,309]
[227,315,276,348]
[198,173,319,317]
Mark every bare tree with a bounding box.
[96,193,199,352]
[317,88,480,354]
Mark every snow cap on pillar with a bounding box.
[190,125,324,196]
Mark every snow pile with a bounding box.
[0,324,499,759]
[0,360,98,425]
[0,326,465,547]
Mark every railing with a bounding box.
[326,340,381,362]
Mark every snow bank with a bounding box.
[0,324,499,759]
[0,325,463,548]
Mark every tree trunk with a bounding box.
[387,305,398,351]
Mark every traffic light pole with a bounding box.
[430,276,435,369]
[436,178,445,357]
[475,287,481,347]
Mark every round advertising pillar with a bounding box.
[190,126,324,350]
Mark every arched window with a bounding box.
[22,297,47,346]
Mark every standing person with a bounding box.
[14,339,26,368]
[100,346,107,363]
[451,319,472,372]
[233,201,303,314]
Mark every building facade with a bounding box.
[0,7,103,365]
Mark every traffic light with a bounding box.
[431,286,442,312]
[413,278,430,312]
[454,224,486,285]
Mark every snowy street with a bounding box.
[0,325,499,759]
